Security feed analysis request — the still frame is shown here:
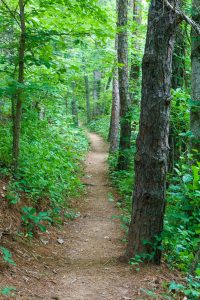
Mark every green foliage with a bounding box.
[110,168,133,210]
[18,113,88,205]
[0,124,12,166]
[129,255,143,272]
[6,182,20,205]
[0,247,16,266]
[0,286,16,298]
[0,114,88,207]
[170,89,191,160]
[168,277,200,300]
[89,115,110,140]
[64,209,80,220]
[21,207,52,237]
[164,160,200,275]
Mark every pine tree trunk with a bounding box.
[191,0,200,159]
[108,25,120,152]
[117,0,132,170]
[126,0,178,265]
[13,0,26,173]
[84,75,91,124]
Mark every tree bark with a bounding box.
[191,0,200,159]
[13,0,26,173]
[84,75,91,124]
[126,0,178,265]
[117,0,132,170]
[109,65,120,153]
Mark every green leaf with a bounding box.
[1,286,16,296]
[0,247,16,266]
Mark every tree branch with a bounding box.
[164,0,200,34]
[0,0,20,27]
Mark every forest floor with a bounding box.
[0,132,181,300]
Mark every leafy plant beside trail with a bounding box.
[89,115,111,140]
[0,111,88,237]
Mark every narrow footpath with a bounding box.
[0,132,178,299]
[56,132,138,299]
[53,132,174,300]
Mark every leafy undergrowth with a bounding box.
[0,113,89,283]
[89,116,200,300]
[88,115,110,140]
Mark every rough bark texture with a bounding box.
[191,0,200,159]
[13,0,25,173]
[84,75,91,124]
[126,0,178,264]
[117,0,132,170]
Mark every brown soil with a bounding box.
[0,132,180,299]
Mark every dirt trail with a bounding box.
[56,132,135,299]
[0,132,176,299]
[53,132,171,300]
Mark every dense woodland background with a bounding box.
[0,0,199,298]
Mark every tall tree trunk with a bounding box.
[108,26,120,152]
[126,0,178,265]
[84,75,91,124]
[71,82,79,127]
[109,66,120,153]
[191,0,200,159]
[117,0,132,170]
[93,70,101,117]
[13,0,26,173]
